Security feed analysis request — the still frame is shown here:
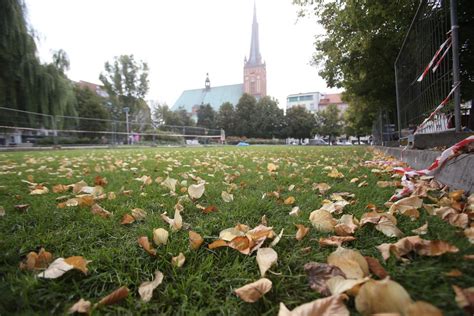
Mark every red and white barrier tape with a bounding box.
[417,35,451,82]
[432,41,452,73]
[389,135,474,201]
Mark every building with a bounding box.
[173,2,266,120]
[286,92,321,114]
[75,80,109,98]
[318,93,348,114]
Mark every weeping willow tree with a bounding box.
[0,0,76,128]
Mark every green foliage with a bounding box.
[343,93,375,138]
[254,96,285,138]
[74,86,110,132]
[216,102,236,136]
[283,106,316,139]
[235,93,258,137]
[196,104,216,129]
[294,0,418,130]
[313,104,342,142]
[162,107,194,127]
[152,103,171,126]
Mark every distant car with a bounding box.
[336,140,353,146]
[236,142,249,146]
[309,139,328,146]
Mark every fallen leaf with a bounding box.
[260,214,268,226]
[138,236,156,256]
[97,286,129,307]
[108,192,116,200]
[221,191,234,203]
[304,262,346,296]
[121,214,135,225]
[288,184,295,191]
[377,236,459,261]
[267,163,278,172]
[91,204,111,218]
[14,204,30,212]
[363,256,388,279]
[131,208,147,221]
[375,216,404,238]
[208,239,228,249]
[30,185,49,195]
[138,270,164,303]
[220,227,245,241]
[64,256,90,274]
[319,236,356,247]
[202,205,218,214]
[160,209,182,231]
[256,248,278,277]
[377,180,399,188]
[68,298,91,314]
[19,248,53,271]
[327,247,369,279]
[278,294,349,316]
[334,215,358,236]
[412,222,428,235]
[94,175,108,186]
[269,228,284,247]
[188,182,205,199]
[326,275,370,295]
[314,182,331,194]
[328,168,344,178]
[389,196,422,215]
[295,224,309,241]
[309,209,336,232]
[161,177,177,192]
[284,196,295,205]
[289,206,300,216]
[171,252,185,267]
[228,236,251,255]
[53,184,69,193]
[153,228,169,245]
[189,231,204,250]
[0,206,4,217]
[234,278,272,303]
[452,285,474,315]
[465,227,474,244]
[444,269,463,277]
[355,278,412,315]
[405,301,443,316]
[37,258,74,279]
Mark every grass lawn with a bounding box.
[0,146,472,315]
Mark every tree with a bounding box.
[343,94,375,144]
[196,104,216,129]
[151,103,172,126]
[216,102,236,136]
[74,86,109,132]
[235,93,257,137]
[293,0,418,131]
[284,106,316,139]
[99,54,151,130]
[314,104,342,143]
[254,96,285,138]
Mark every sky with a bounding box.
[25,0,340,110]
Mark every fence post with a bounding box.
[51,115,58,146]
[450,0,462,132]
[394,65,401,140]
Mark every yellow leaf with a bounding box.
[235,278,272,303]
[309,209,336,232]
[327,247,369,279]
[189,231,204,250]
[284,196,295,205]
[153,228,169,246]
[171,252,185,267]
[138,236,156,256]
[64,256,90,274]
[295,224,309,241]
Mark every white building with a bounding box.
[286,92,321,114]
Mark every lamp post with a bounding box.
[123,107,130,145]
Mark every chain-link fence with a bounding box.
[0,107,224,148]
[395,0,455,135]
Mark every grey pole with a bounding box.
[450,0,462,132]
[394,65,402,140]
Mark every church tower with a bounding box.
[244,1,266,99]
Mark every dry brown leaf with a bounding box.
[219,227,245,241]
[465,227,474,244]
[309,209,336,232]
[319,236,356,247]
[138,236,156,256]
[355,278,412,315]
[412,222,428,235]
[228,236,251,255]
[375,216,404,238]
[138,270,164,303]
[304,262,346,296]
[405,301,443,316]
[188,182,205,199]
[326,275,370,296]
[295,224,309,241]
[388,196,422,215]
[256,248,278,277]
[160,209,182,231]
[171,252,185,267]
[131,208,147,221]
[278,294,349,316]
[68,298,91,314]
[97,286,129,307]
[235,278,272,303]
[121,214,135,225]
[452,285,474,315]
[90,204,111,218]
[377,181,399,188]
[161,177,177,192]
[64,256,89,274]
[334,215,358,236]
[107,192,116,200]
[37,258,74,279]
[269,228,284,248]
[289,206,300,217]
[267,163,278,172]
[153,228,169,246]
[19,248,53,271]
[284,196,295,205]
[208,239,228,249]
[94,176,108,186]
[377,236,459,261]
[364,256,388,279]
[328,168,344,178]
[327,247,369,279]
[14,204,30,212]
[30,185,49,195]
[202,205,218,214]
[444,269,463,277]
[0,206,4,217]
[189,231,204,250]
[53,184,69,193]
[314,182,331,194]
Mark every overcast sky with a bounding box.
[25,0,340,109]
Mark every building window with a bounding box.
[250,81,256,94]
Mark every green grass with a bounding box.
[0,146,472,315]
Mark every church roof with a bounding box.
[246,1,263,67]
[172,83,244,112]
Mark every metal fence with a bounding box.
[0,107,224,148]
[395,0,457,135]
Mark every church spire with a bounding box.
[247,0,262,66]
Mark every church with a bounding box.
[172,3,267,120]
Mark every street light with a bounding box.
[123,107,130,145]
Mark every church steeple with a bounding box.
[243,0,267,99]
[247,1,262,66]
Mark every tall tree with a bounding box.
[196,104,216,129]
[99,54,151,130]
[254,96,285,138]
[293,0,417,130]
[314,104,342,143]
[151,102,171,126]
[74,86,109,132]
[216,102,236,136]
[284,106,316,139]
[235,93,257,137]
